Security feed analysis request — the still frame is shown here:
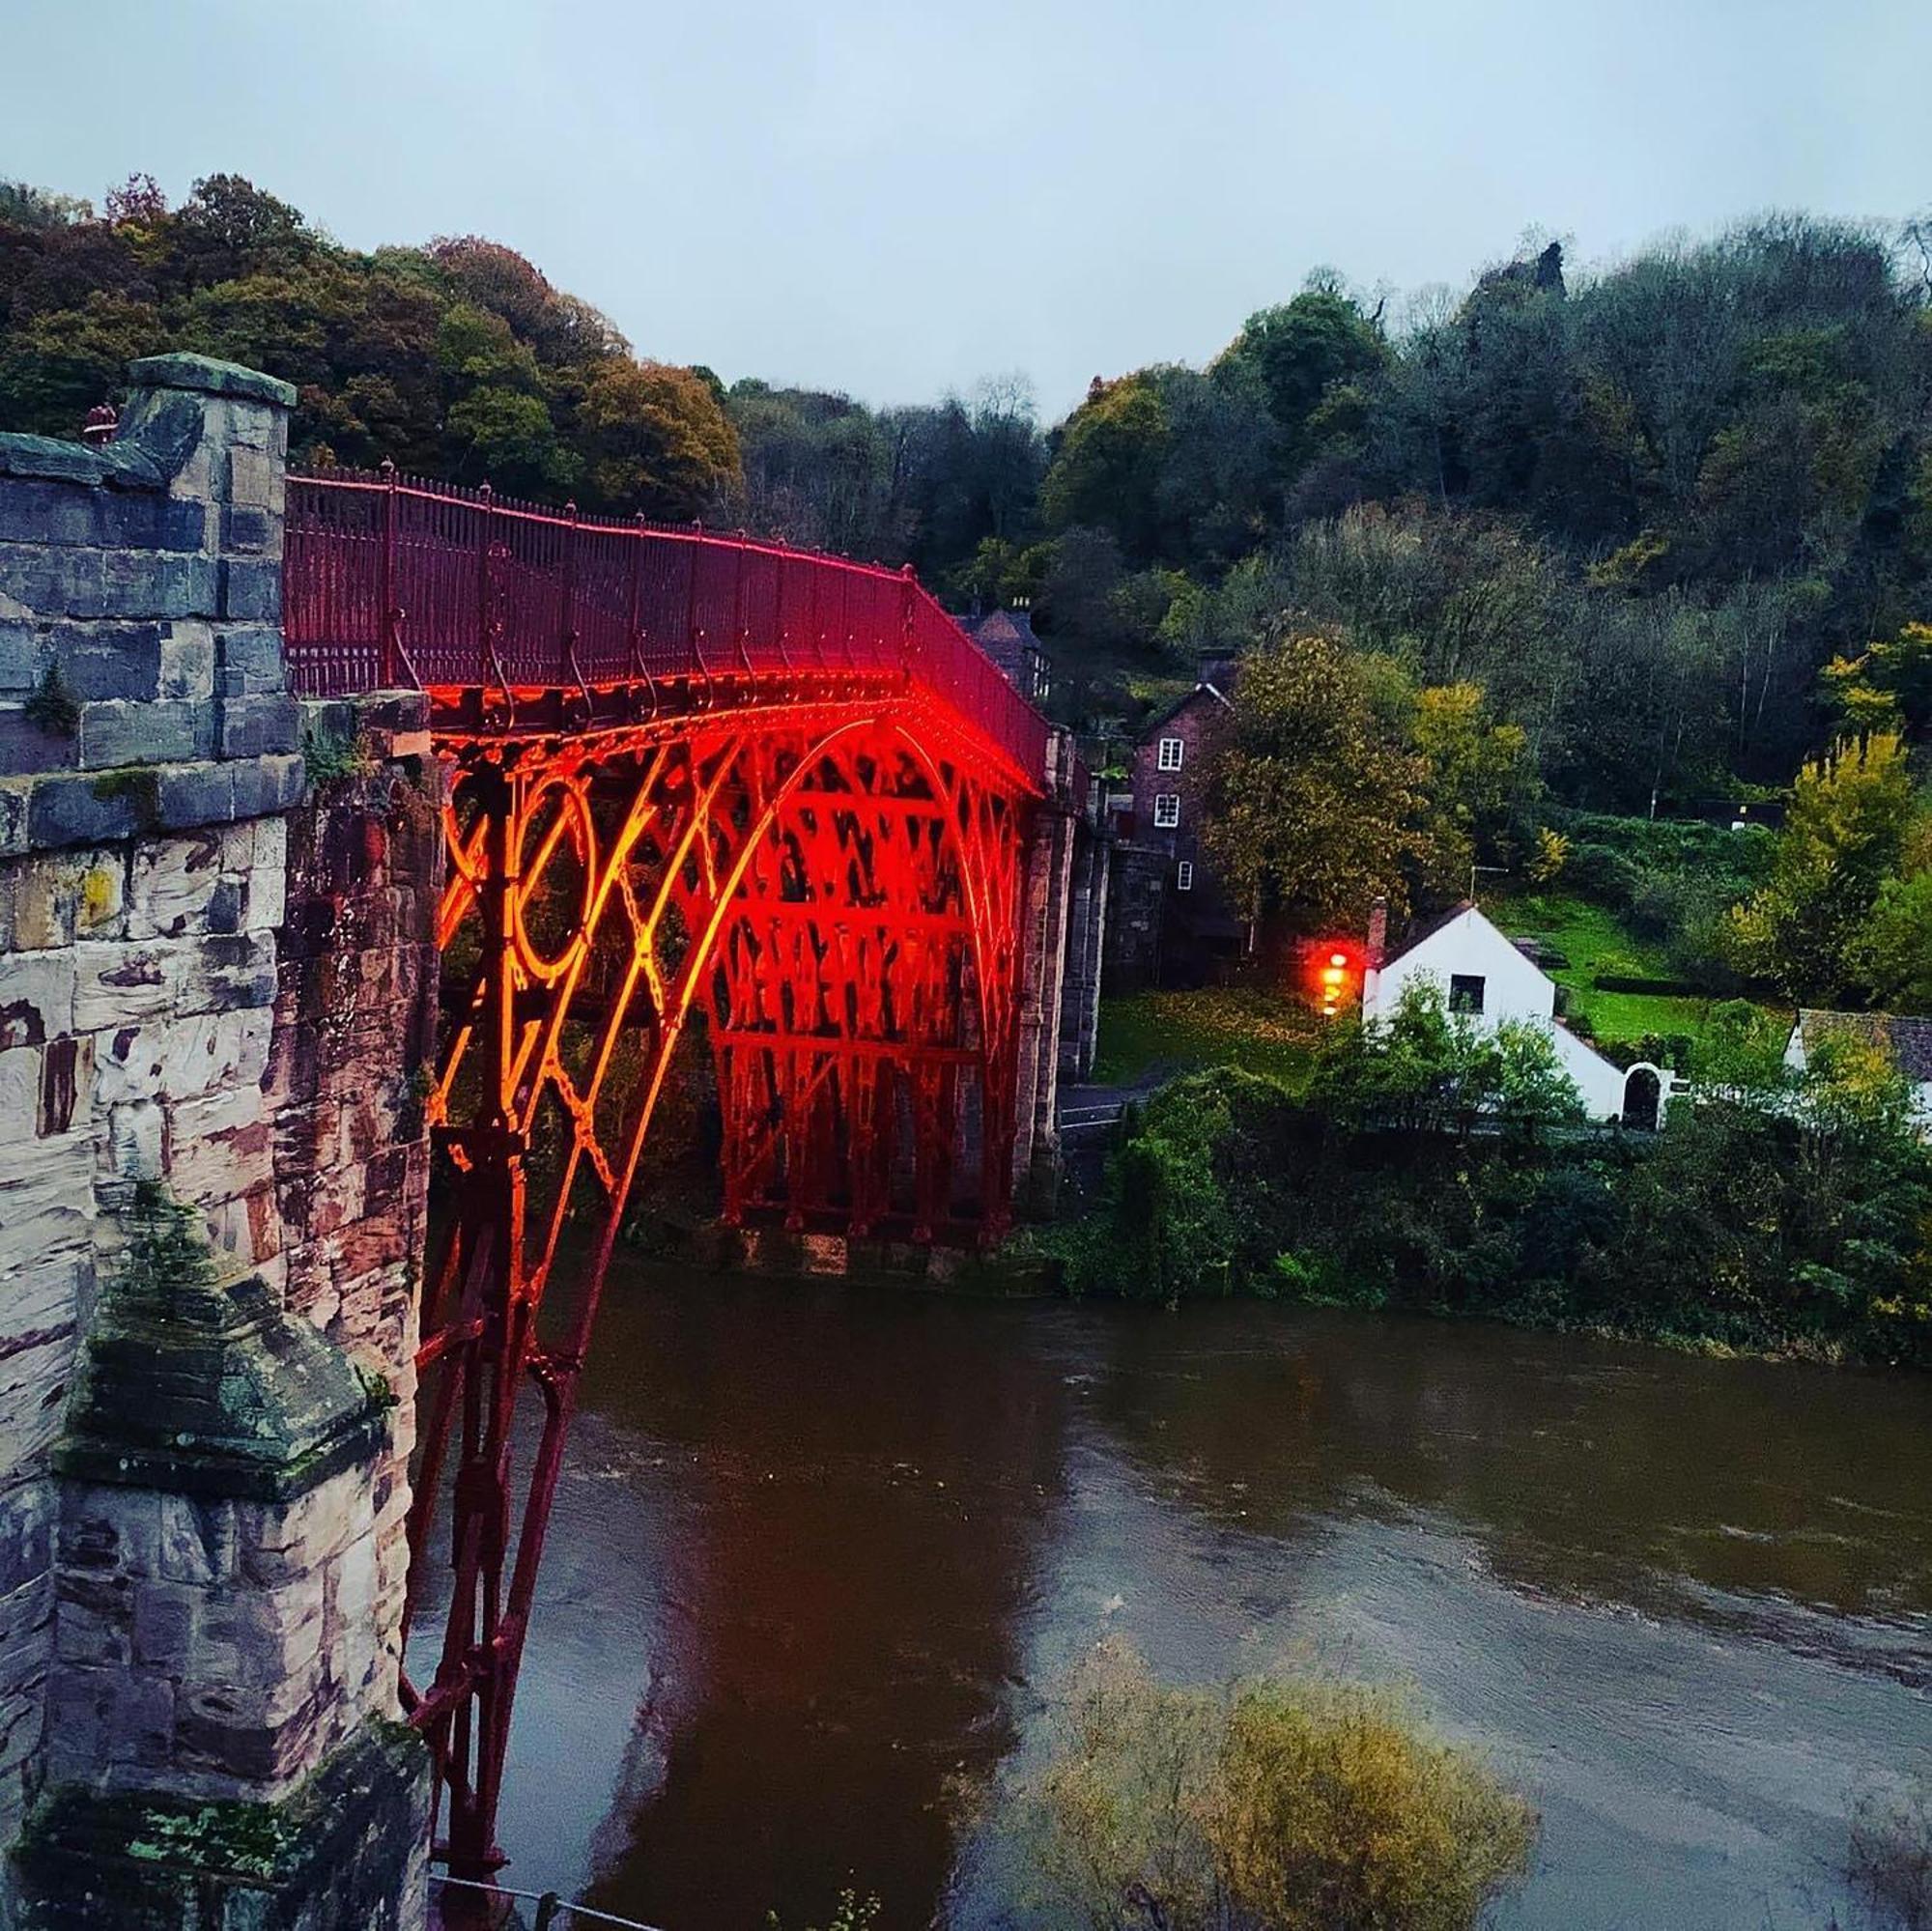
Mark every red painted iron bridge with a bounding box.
[282,467,1055,1894]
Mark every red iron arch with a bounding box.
[403,705,1029,1880]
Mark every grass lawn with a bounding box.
[1486,891,1783,1049]
[1093,986,1322,1088]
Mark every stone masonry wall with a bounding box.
[269,694,444,1714]
[0,356,429,1929]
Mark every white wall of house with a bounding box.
[1363,905,1630,1120]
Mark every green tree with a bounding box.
[1206,626,1429,930]
[1724,731,1915,1001]
[1308,980,1582,1140]
[1039,375,1170,555]
[1407,680,1535,895]
[1858,869,1932,1011]
[1215,285,1386,470]
[575,356,741,517]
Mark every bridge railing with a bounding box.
[283,468,1049,786]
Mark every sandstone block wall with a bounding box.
[0,357,431,1929]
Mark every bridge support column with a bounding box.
[1010,730,1083,1214]
[0,357,429,1928]
[1057,808,1110,1085]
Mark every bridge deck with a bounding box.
[283,468,1048,789]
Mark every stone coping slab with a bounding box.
[127,354,298,411]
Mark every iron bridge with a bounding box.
[282,467,1049,1893]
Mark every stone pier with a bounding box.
[0,356,433,1929]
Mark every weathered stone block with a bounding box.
[0,1486,53,1599]
[72,938,177,1029]
[219,558,280,623]
[27,770,151,851]
[156,1495,236,1587]
[52,622,164,702]
[0,948,76,1045]
[57,1493,160,1582]
[228,753,304,821]
[95,547,219,621]
[157,618,214,701]
[77,698,209,771]
[214,623,286,697]
[13,1719,431,1931]
[0,781,27,858]
[53,1571,132,1667]
[157,1007,273,1102]
[0,710,77,781]
[8,849,125,949]
[217,696,301,760]
[0,622,39,694]
[221,504,276,555]
[127,827,225,939]
[176,931,277,1017]
[130,1580,196,1674]
[154,759,233,833]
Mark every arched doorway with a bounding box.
[1622,1062,1663,1131]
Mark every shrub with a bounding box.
[997,1639,1537,1931]
[1842,1778,1932,1930]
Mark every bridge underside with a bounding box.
[406,680,1031,1876]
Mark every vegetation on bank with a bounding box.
[1093,987,1322,1088]
[990,1639,1537,1931]
[1038,990,1932,1367]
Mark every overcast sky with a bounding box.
[8,0,1929,418]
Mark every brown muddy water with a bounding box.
[432,1264,1932,1929]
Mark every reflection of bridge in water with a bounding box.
[282,470,1081,1890]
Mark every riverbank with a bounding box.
[1024,1062,1932,1370]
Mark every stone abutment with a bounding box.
[0,356,434,1930]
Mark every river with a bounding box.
[461,1264,1932,1929]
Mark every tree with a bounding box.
[1406,681,1535,896]
[1039,375,1170,555]
[1215,287,1386,471]
[997,1638,1537,1931]
[1724,731,1915,1001]
[575,357,740,517]
[1307,980,1582,1140]
[1855,870,1932,1012]
[1206,626,1429,930]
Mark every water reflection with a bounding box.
[478,1270,1932,1930]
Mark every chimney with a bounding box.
[1367,895,1388,969]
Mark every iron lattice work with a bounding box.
[280,469,1047,1891]
[402,708,1028,1879]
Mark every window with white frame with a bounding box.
[1157,736,1184,772]
[1176,860,1194,891]
[1152,793,1180,830]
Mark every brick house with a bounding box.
[1103,672,1241,988]
[956,604,1051,706]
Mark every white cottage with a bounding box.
[1361,901,1639,1122]
[1784,1010,1932,1129]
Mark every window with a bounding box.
[1157,736,1184,772]
[1152,794,1180,830]
[1176,861,1194,892]
[1449,974,1486,1015]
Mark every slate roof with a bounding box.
[1792,1010,1932,1083]
[1137,680,1234,740]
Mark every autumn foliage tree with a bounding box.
[0,171,741,520]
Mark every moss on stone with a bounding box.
[88,764,161,832]
[22,659,79,737]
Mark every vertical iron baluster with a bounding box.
[476,484,494,700]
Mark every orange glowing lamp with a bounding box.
[1307,940,1362,1016]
